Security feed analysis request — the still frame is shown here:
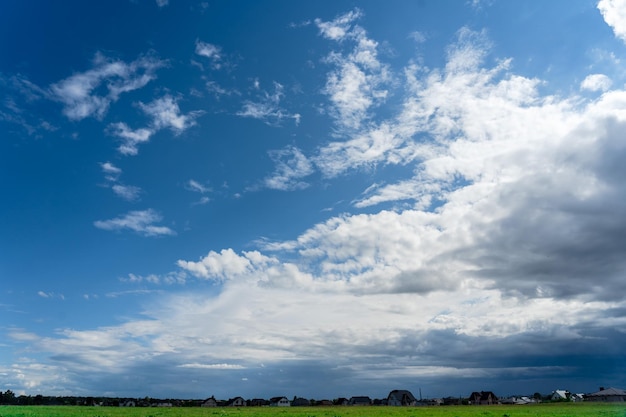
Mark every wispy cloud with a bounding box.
[139,95,202,133]
[155,0,168,7]
[37,291,65,300]
[236,82,301,126]
[94,209,175,237]
[100,161,142,201]
[264,146,314,191]
[121,271,186,285]
[178,363,245,370]
[112,184,142,201]
[185,179,212,205]
[195,40,222,69]
[100,161,122,179]
[50,52,166,120]
[108,95,202,155]
[186,179,211,194]
[0,75,55,136]
[108,123,153,156]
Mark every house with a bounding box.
[291,397,310,406]
[317,399,333,406]
[468,391,498,405]
[349,396,371,406]
[201,396,218,407]
[586,387,626,402]
[551,390,570,401]
[570,393,584,402]
[249,398,268,406]
[387,389,417,406]
[269,396,290,407]
[501,396,535,405]
[226,396,246,407]
[335,397,349,405]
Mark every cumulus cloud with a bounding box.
[316,9,391,131]
[598,0,626,44]
[94,209,175,237]
[9,7,626,398]
[581,73,613,92]
[236,82,301,126]
[50,53,165,120]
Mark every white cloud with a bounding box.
[315,9,363,41]
[108,122,153,156]
[100,161,122,181]
[581,73,613,92]
[195,40,222,69]
[112,184,141,201]
[177,249,275,281]
[9,8,626,398]
[155,0,168,7]
[108,95,201,155]
[94,209,175,237]
[138,95,202,133]
[236,82,301,125]
[100,161,142,201]
[317,9,391,131]
[50,53,165,120]
[186,179,211,194]
[598,0,626,44]
[264,146,314,191]
[178,363,245,370]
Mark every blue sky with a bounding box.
[2,0,626,400]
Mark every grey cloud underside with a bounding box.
[41,325,626,398]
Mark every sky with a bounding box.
[2,0,626,401]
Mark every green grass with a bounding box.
[1,403,625,417]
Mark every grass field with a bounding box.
[1,403,626,417]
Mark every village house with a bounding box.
[586,387,626,402]
[551,389,570,401]
[269,396,290,407]
[468,391,498,405]
[387,389,418,406]
[201,396,217,407]
[348,396,371,406]
[226,396,246,407]
[291,397,310,406]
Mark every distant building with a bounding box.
[387,390,417,406]
[349,396,371,406]
[551,390,570,401]
[291,397,310,406]
[226,396,246,407]
[269,396,290,407]
[201,396,218,407]
[468,391,498,405]
[586,387,626,402]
